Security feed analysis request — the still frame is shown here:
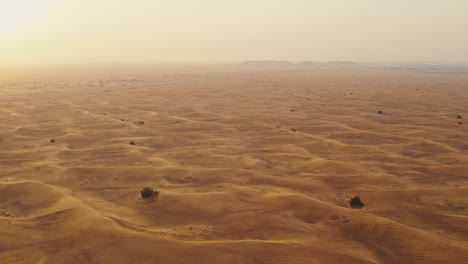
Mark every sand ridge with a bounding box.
[0,67,467,263]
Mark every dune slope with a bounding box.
[1,68,467,263]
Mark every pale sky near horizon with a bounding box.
[1,0,467,65]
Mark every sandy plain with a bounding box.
[0,65,467,263]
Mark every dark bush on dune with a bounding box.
[141,187,159,199]
[377,110,383,114]
[50,139,56,143]
[457,115,463,119]
[129,141,136,145]
[349,196,364,209]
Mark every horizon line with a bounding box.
[1,60,468,67]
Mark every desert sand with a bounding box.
[0,65,467,263]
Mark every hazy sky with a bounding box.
[1,0,468,64]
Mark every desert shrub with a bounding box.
[377,110,383,114]
[141,187,159,199]
[50,139,56,143]
[129,141,136,145]
[349,196,364,209]
[457,115,463,119]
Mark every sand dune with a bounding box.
[1,66,467,263]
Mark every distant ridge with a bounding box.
[241,60,294,67]
[240,60,367,70]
